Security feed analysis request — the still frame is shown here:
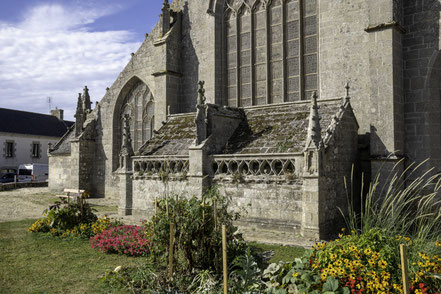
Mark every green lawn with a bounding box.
[249,242,305,264]
[0,220,306,293]
[0,220,139,294]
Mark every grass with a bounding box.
[0,220,306,293]
[0,219,140,294]
[249,242,305,263]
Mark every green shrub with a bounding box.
[145,187,247,274]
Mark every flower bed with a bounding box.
[29,216,111,238]
[90,225,150,256]
[264,229,441,294]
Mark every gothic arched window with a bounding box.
[224,0,318,106]
[118,80,152,152]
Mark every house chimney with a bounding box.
[50,108,64,120]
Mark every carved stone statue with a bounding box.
[121,114,134,156]
[195,81,208,144]
[197,80,206,106]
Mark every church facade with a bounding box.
[48,0,441,242]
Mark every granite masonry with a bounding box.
[49,0,441,242]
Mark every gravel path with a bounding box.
[0,187,119,223]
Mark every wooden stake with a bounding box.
[213,201,217,229]
[400,244,410,294]
[214,201,218,271]
[154,197,157,216]
[166,198,169,216]
[168,222,175,280]
[222,224,228,294]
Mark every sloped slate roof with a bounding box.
[139,114,196,156]
[49,126,75,155]
[221,101,342,154]
[0,108,74,137]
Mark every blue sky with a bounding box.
[0,0,164,120]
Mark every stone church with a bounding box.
[48,0,441,242]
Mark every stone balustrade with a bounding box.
[133,156,189,176]
[211,153,302,180]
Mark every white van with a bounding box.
[18,164,49,182]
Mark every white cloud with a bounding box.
[0,3,141,120]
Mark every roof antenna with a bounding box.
[47,96,52,113]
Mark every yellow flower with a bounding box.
[378,259,388,269]
[321,272,327,281]
[292,272,299,277]
[330,253,337,261]
[364,248,372,255]
[371,251,380,260]
[436,240,441,247]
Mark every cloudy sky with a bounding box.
[0,0,163,120]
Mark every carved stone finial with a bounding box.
[106,87,110,91]
[76,93,82,112]
[131,52,135,57]
[167,105,171,116]
[161,0,171,37]
[305,91,323,150]
[345,81,351,103]
[75,93,84,137]
[82,86,92,112]
[197,81,206,105]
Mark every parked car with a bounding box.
[0,173,16,184]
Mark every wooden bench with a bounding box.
[56,189,85,203]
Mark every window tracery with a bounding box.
[224,0,318,106]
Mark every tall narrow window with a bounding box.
[5,141,14,158]
[269,0,284,104]
[302,0,318,98]
[253,2,267,105]
[226,10,238,107]
[31,142,40,158]
[239,8,252,107]
[285,0,301,102]
[142,101,155,142]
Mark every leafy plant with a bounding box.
[145,186,247,274]
[343,159,441,240]
[229,247,264,293]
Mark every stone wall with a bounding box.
[403,0,441,169]
[321,105,360,238]
[48,154,76,192]
[131,176,200,217]
[216,179,304,244]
